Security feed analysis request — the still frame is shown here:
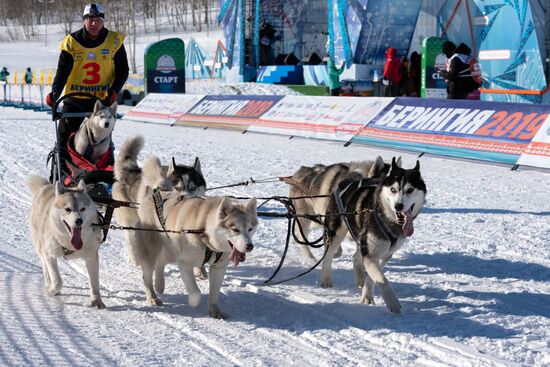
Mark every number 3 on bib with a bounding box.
[82,62,100,85]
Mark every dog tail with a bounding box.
[142,155,172,191]
[115,135,144,181]
[26,175,49,196]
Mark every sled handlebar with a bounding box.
[51,92,101,121]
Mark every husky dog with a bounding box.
[27,176,105,308]
[288,156,395,263]
[135,190,257,319]
[166,157,206,198]
[73,100,117,163]
[112,136,172,265]
[321,158,427,314]
[112,135,206,265]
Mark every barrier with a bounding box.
[122,93,205,125]
[90,94,550,170]
[1,83,48,110]
[176,95,282,131]
[516,116,550,169]
[250,96,392,141]
[353,97,549,165]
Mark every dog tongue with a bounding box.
[71,227,83,250]
[229,247,246,267]
[402,210,414,237]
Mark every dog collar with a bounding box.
[63,246,75,257]
[199,233,223,265]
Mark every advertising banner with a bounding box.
[144,38,186,94]
[176,95,282,130]
[516,115,550,169]
[122,93,204,125]
[353,97,549,164]
[421,37,447,99]
[250,96,392,141]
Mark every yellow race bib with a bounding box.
[60,31,125,99]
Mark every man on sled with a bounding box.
[47,3,129,185]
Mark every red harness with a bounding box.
[64,132,114,185]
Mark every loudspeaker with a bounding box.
[274,54,287,65]
[284,53,300,65]
[304,52,322,65]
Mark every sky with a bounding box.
[0,22,549,367]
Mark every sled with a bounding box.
[47,92,135,241]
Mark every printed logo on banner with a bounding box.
[368,99,547,143]
[186,95,282,118]
[356,97,549,164]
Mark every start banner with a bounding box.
[122,93,204,125]
[250,96,393,141]
[353,97,549,164]
[175,95,282,131]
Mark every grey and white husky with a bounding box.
[135,189,258,319]
[112,135,206,265]
[73,100,117,163]
[321,158,427,313]
[288,156,395,263]
[27,176,105,308]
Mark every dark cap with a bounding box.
[83,4,105,19]
[441,41,457,57]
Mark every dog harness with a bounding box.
[151,189,222,266]
[65,132,114,185]
[333,179,397,257]
[203,245,223,266]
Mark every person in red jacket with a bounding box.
[382,47,401,97]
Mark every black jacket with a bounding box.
[51,27,129,99]
[439,43,479,99]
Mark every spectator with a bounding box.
[398,56,409,96]
[24,67,33,84]
[382,47,401,97]
[327,58,345,96]
[409,51,421,97]
[259,20,275,65]
[439,42,479,99]
[0,66,9,82]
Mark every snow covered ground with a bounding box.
[0,102,549,366]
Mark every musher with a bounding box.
[47,3,129,178]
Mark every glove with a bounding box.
[45,92,54,107]
[103,90,117,106]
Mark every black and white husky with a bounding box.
[322,158,427,314]
[288,156,395,263]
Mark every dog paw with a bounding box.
[382,296,402,314]
[148,298,163,306]
[188,293,201,308]
[194,266,208,280]
[90,298,106,309]
[208,305,226,319]
[386,301,402,314]
[46,287,61,296]
[319,278,333,288]
[360,294,375,305]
